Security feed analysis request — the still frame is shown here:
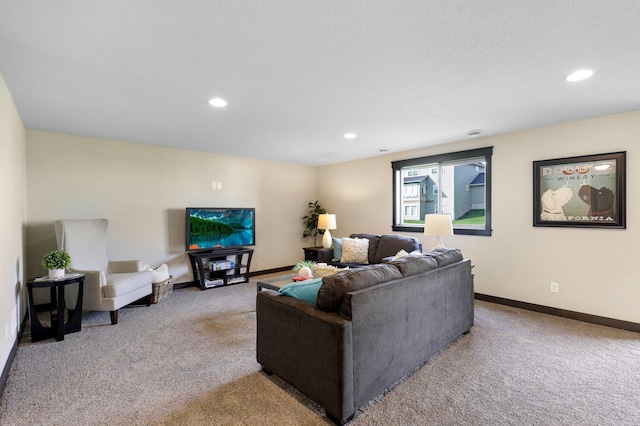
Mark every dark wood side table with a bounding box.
[26,274,85,342]
[303,247,333,263]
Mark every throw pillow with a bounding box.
[312,264,345,278]
[152,263,170,283]
[340,237,369,264]
[392,249,408,260]
[332,237,343,261]
[278,278,323,305]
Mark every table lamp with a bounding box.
[317,214,337,248]
[424,214,453,250]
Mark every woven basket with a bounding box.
[150,275,173,304]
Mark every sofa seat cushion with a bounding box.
[103,272,152,298]
[388,254,439,277]
[426,248,463,267]
[373,235,422,263]
[317,264,402,312]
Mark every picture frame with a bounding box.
[533,151,626,228]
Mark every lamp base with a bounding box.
[431,237,445,250]
[322,229,333,248]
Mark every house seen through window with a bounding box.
[392,147,492,236]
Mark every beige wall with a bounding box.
[5,73,640,377]
[318,110,640,323]
[26,131,318,283]
[0,73,27,371]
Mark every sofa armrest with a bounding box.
[256,292,355,423]
[108,260,142,273]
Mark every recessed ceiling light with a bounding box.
[566,69,594,82]
[344,133,357,139]
[467,129,482,137]
[208,98,227,107]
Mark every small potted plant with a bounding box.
[42,250,71,278]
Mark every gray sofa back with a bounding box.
[256,248,473,424]
[343,260,473,410]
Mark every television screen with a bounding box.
[186,207,256,251]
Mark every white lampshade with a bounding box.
[424,214,453,250]
[317,214,337,248]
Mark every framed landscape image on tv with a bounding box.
[186,207,256,251]
[533,151,626,229]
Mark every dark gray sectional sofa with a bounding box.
[256,248,474,424]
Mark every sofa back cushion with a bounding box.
[425,247,463,267]
[317,264,402,312]
[349,233,381,264]
[387,254,438,277]
[373,235,422,263]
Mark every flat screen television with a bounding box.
[186,207,256,251]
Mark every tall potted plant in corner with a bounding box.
[42,250,71,279]
[302,200,326,247]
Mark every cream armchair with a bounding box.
[54,219,153,324]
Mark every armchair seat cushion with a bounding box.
[103,271,153,298]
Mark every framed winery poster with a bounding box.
[533,151,626,228]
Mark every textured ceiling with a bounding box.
[1,1,639,166]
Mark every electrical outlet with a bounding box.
[11,306,17,336]
[550,282,559,293]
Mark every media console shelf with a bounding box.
[188,247,254,290]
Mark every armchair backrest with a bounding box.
[54,219,110,272]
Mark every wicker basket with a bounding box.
[150,275,174,304]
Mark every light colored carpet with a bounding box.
[1,277,639,425]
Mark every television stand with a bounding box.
[188,247,254,290]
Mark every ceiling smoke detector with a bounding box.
[467,129,482,137]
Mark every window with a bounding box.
[404,205,418,218]
[392,147,492,236]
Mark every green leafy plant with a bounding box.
[41,250,71,270]
[293,260,316,272]
[302,200,327,246]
